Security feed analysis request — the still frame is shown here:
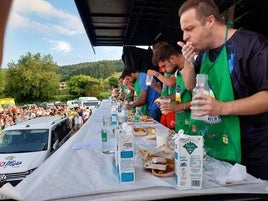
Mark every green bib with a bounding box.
[123,85,133,102]
[175,70,192,133]
[188,37,241,163]
[134,77,147,115]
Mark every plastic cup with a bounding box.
[159,98,171,114]
[159,98,171,104]
[103,115,112,126]
[156,127,169,147]
[146,75,153,86]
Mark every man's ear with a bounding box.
[206,15,215,28]
[170,55,176,64]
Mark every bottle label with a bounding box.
[101,130,107,142]
[111,113,117,125]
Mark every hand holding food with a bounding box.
[177,41,196,63]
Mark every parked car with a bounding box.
[78,97,100,110]
[39,102,55,109]
[22,103,38,109]
[66,99,79,109]
[0,116,73,187]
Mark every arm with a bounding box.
[166,93,175,102]
[126,83,134,91]
[116,92,124,100]
[180,61,196,90]
[160,101,191,114]
[147,69,176,87]
[127,90,147,110]
[192,91,268,116]
[149,80,162,94]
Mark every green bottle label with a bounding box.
[101,130,107,142]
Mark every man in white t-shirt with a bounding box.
[73,112,83,132]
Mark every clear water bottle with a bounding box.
[134,106,142,127]
[191,74,210,120]
[101,116,115,154]
[101,126,109,154]
[111,102,117,126]
[117,104,128,126]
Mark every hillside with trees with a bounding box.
[58,60,124,81]
[0,52,125,104]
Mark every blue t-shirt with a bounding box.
[138,72,160,110]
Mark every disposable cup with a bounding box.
[156,127,169,147]
[159,98,171,104]
[159,98,171,114]
[146,75,153,86]
[103,115,112,126]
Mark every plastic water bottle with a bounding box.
[101,116,115,154]
[134,106,142,127]
[117,104,128,127]
[191,74,210,120]
[111,102,117,126]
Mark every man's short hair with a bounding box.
[178,0,224,24]
[152,42,179,66]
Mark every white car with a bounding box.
[78,97,100,109]
[0,116,72,187]
[66,99,79,109]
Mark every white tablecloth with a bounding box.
[0,100,267,201]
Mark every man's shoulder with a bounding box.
[139,72,147,78]
[227,28,267,55]
[232,28,267,43]
[139,72,147,85]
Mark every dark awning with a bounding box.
[75,0,268,48]
[74,0,268,72]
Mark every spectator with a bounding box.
[0,112,4,131]
[73,112,83,132]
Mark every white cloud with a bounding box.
[8,0,84,35]
[94,47,123,60]
[8,12,29,29]
[48,40,71,53]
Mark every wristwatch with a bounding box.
[154,72,160,77]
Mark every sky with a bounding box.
[1,0,124,68]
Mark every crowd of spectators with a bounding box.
[0,104,92,132]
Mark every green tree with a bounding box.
[67,75,103,98]
[5,52,60,103]
[58,60,124,81]
[0,69,6,97]
[108,76,119,88]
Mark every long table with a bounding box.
[0,100,267,201]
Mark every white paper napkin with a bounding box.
[216,163,247,185]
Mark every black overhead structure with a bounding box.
[75,0,268,47]
[74,0,268,70]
